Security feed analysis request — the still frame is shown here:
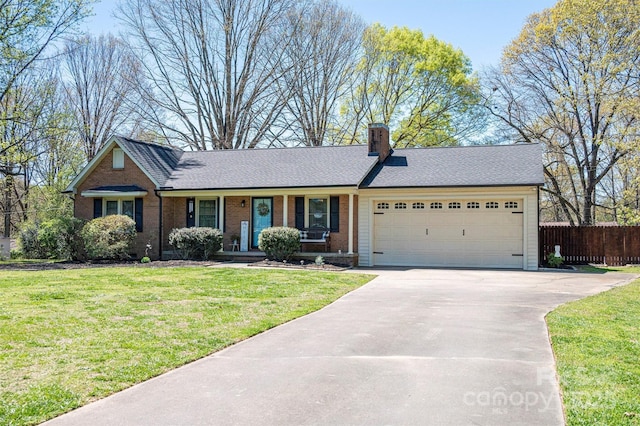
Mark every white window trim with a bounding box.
[103,198,135,217]
[113,148,124,169]
[305,196,330,229]
[195,198,218,228]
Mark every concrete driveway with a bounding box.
[45,268,634,426]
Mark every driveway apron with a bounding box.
[45,269,633,426]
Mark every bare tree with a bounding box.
[118,0,296,150]
[279,0,364,146]
[1,67,63,237]
[0,0,91,106]
[63,34,142,160]
[482,0,640,225]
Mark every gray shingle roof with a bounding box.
[115,136,183,187]
[163,145,378,189]
[111,138,542,191]
[360,143,544,188]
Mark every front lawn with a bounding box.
[0,267,373,425]
[547,278,640,425]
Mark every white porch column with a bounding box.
[282,195,288,227]
[218,195,225,232]
[348,193,354,254]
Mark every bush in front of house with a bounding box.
[258,226,300,261]
[81,215,137,260]
[168,227,223,260]
[547,252,564,268]
[19,217,85,260]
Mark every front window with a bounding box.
[104,199,134,219]
[198,199,217,227]
[308,198,328,227]
[99,197,142,232]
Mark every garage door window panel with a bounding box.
[486,202,499,209]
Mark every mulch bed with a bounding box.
[0,259,346,271]
[0,260,218,271]
[246,259,346,271]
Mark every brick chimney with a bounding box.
[368,123,391,163]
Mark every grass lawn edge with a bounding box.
[544,273,640,425]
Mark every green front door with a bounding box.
[252,198,273,248]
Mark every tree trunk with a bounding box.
[3,174,12,238]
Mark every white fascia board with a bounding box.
[65,137,119,194]
[81,190,148,198]
[157,187,359,197]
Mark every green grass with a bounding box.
[576,265,640,274]
[0,267,373,425]
[547,279,640,425]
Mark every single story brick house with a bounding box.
[65,124,544,269]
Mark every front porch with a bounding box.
[159,192,358,258]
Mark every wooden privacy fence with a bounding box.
[539,226,640,266]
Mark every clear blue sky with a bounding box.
[84,0,557,70]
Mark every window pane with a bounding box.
[105,200,118,216]
[122,200,134,218]
[199,200,217,227]
[308,198,328,227]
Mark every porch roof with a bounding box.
[81,185,149,197]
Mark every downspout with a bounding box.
[537,185,541,269]
[155,190,163,260]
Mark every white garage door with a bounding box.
[373,199,524,268]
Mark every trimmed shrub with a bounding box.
[258,227,300,261]
[168,227,223,260]
[10,248,23,260]
[81,215,137,260]
[18,224,41,258]
[19,217,85,260]
[547,252,564,268]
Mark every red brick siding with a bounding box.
[75,147,160,259]
[285,194,358,253]
[223,196,251,250]
[160,197,185,251]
